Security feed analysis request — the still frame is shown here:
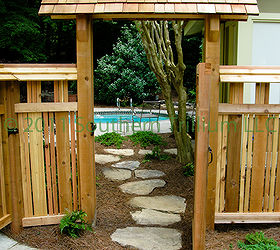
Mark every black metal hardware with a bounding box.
[90,122,96,136]
[8,128,19,136]
[208,146,213,165]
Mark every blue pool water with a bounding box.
[94,114,169,123]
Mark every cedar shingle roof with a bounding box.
[39,0,259,17]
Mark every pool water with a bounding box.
[94,114,169,123]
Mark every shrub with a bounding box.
[94,24,159,105]
[59,210,92,238]
[144,146,171,162]
[237,232,280,250]
[128,131,166,148]
[183,162,194,177]
[95,132,126,148]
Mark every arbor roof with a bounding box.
[39,0,259,18]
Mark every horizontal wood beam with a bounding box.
[220,75,280,83]
[0,214,12,230]
[22,215,64,227]
[220,66,280,75]
[0,64,76,68]
[218,104,280,115]
[215,212,280,224]
[15,102,77,113]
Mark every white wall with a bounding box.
[237,13,280,104]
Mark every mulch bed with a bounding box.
[2,133,280,249]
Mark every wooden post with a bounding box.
[5,82,24,232]
[193,63,211,250]
[76,15,96,223]
[205,15,221,229]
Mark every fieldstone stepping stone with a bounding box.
[131,209,181,226]
[120,179,166,195]
[112,161,140,171]
[164,148,177,155]
[111,227,182,250]
[135,169,165,179]
[138,149,152,155]
[104,149,134,156]
[95,154,120,164]
[102,168,131,181]
[129,195,186,213]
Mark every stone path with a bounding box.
[0,233,35,250]
[98,148,186,250]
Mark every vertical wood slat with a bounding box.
[244,115,254,212]
[49,112,58,214]
[250,83,267,212]
[43,112,53,215]
[28,81,47,216]
[55,80,72,213]
[269,116,279,211]
[274,116,280,211]
[263,116,273,211]
[0,118,7,216]
[239,114,249,212]
[225,82,243,212]
[70,112,78,210]
[215,115,222,213]
[219,115,228,213]
[18,114,33,217]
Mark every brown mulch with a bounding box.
[2,133,280,249]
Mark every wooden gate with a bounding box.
[215,66,280,223]
[0,105,12,229]
[15,80,79,227]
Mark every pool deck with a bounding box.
[93,107,171,135]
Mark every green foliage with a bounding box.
[183,162,194,177]
[144,146,171,162]
[128,131,166,148]
[94,24,160,105]
[237,232,280,250]
[59,210,92,238]
[95,132,126,148]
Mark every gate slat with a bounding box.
[18,113,33,217]
[269,116,279,211]
[0,118,7,216]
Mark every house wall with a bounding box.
[237,12,280,104]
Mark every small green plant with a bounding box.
[144,146,171,161]
[59,210,92,238]
[183,162,194,177]
[128,131,166,148]
[95,132,126,148]
[96,176,100,187]
[237,232,280,250]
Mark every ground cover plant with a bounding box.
[59,210,92,238]
[236,232,280,250]
[95,132,127,148]
[183,162,194,177]
[144,146,170,162]
[128,131,166,148]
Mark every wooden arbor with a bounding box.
[38,0,259,249]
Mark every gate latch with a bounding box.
[208,146,213,165]
[90,122,97,136]
[8,128,19,136]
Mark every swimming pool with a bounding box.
[94,113,169,123]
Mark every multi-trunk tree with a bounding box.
[136,20,194,164]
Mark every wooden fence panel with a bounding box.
[16,80,79,227]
